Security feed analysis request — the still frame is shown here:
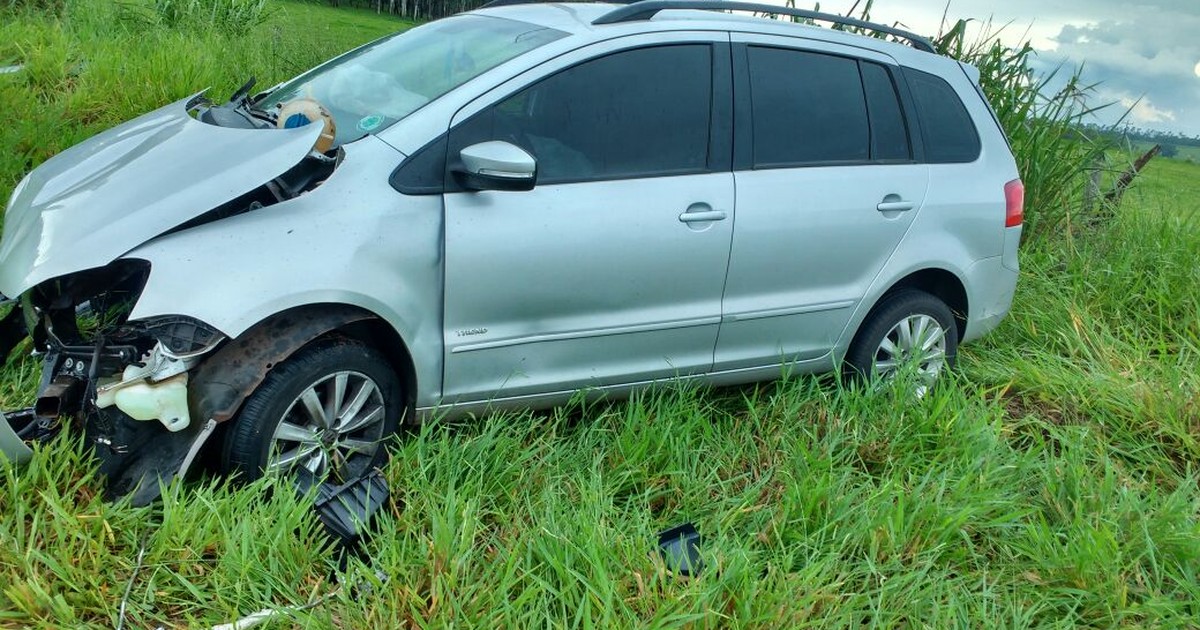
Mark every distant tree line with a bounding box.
[1083,124,1200,159]
[324,0,489,21]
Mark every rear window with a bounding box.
[905,68,981,163]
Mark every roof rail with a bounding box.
[481,0,633,8]
[591,0,936,53]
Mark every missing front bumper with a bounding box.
[2,401,220,505]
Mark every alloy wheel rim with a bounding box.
[267,371,387,479]
[872,314,947,397]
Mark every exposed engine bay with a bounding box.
[185,78,343,228]
[0,259,225,502]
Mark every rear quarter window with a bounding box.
[904,68,981,163]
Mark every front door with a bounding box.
[442,39,735,401]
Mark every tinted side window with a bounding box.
[746,46,868,167]
[451,45,712,184]
[861,62,911,161]
[905,68,981,163]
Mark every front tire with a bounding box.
[845,289,958,396]
[223,338,404,483]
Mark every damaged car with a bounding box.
[0,1,1022,504]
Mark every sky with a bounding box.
[811,0,1200,137]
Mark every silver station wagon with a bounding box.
[0,0,1023,503]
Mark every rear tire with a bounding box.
[844,289,958,396]
[223,338,404,483]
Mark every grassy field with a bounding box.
[1179,147,1200,163]
[2,1,1200,628]
[1125,141,1200,164]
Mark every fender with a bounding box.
[121,135,445,408]
[189,304,375,425]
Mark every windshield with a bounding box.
[257,15,568,146]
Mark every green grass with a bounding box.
[1119,155,1200,210]
[2,1,1200,627]
[1124,141,1200,165]
[1177,146,1200,163]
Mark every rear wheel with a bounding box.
[845,289,958,396]
[223,338,404,483]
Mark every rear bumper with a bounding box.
[962,254,1019,344]
[0,409,34,464]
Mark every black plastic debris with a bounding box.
[295,469,390,550]
[317,471,389,546]
[9,407,53,441]
[657,522,704,577]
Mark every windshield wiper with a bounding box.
[228,76,256,107]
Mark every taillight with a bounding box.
[1004,179,1024,227]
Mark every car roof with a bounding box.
[472,2,938,63]
[473,3,623,33]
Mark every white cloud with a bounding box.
[763,0,1200,135]
[1116,94,1177,124]
[1031,14,1200,135]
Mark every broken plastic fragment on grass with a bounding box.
[657,522,704,577]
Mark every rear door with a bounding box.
[714,35,930,371]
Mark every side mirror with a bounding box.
[454,141,537,192]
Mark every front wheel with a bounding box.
[844,289,958,397]
[222,338,405,483]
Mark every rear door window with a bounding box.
[860,62,911,161]
[746,46,869,167]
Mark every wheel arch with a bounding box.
[334,317,418,420]
[188,303,419,429]
[880,268,969,342]
[842,266,969,360]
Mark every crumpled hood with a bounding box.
[0,93,321,297]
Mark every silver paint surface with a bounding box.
[122,135,446,407]
[0,94,320,296]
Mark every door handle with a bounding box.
[876,200,916,212]
[678,210,728,223]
